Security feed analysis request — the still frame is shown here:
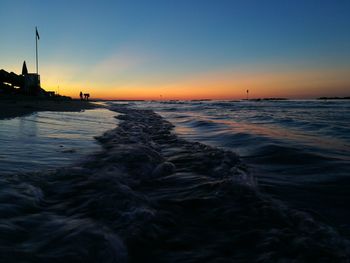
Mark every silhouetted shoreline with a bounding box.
[0,97,98,120]
[318,96,350,100]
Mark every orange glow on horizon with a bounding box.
[41,67,350,100]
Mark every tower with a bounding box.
[21,61,40,95]
[22,61,28,75]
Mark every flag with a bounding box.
[36,27,40,40]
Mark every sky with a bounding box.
[1,0,350,100]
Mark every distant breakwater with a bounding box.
[0,105,349,262]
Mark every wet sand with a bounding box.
[0,98,98,119]
[1,104,349,262]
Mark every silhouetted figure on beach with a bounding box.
[84,93,90,101]
[80,91,83,101]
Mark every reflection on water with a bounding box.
[124,100,350,229]
[126,100,350,183]
[0,108,117,175]
[174,114,350,160]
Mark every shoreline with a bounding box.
[0,97,99,120]
[1,104,349,262]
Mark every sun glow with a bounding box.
[41,67,350,100]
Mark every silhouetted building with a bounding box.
[22,60,41,95]
[0,61,43,96]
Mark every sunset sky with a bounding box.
[1,0,350,100]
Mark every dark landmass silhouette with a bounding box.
[318,96,350,100]
[0,97,98,120]
[248,98,288,101]
[0,61,97,119]
[0,62,70,99]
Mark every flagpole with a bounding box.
[36,27,38,74]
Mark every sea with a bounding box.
[0,108,117,174]
[0,99,350,261]
[128,100,350,231]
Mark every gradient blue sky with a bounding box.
[1,0,350,99]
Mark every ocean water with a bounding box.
[0,108,117,175]
[127,100,350,229]
[0,101,350,261]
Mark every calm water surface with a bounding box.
[0,108,117,175]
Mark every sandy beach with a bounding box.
[0,97,98,120]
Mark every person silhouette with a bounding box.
[80,91,83,101]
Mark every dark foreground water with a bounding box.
[0,102,349,262]
[128,100,350,232]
